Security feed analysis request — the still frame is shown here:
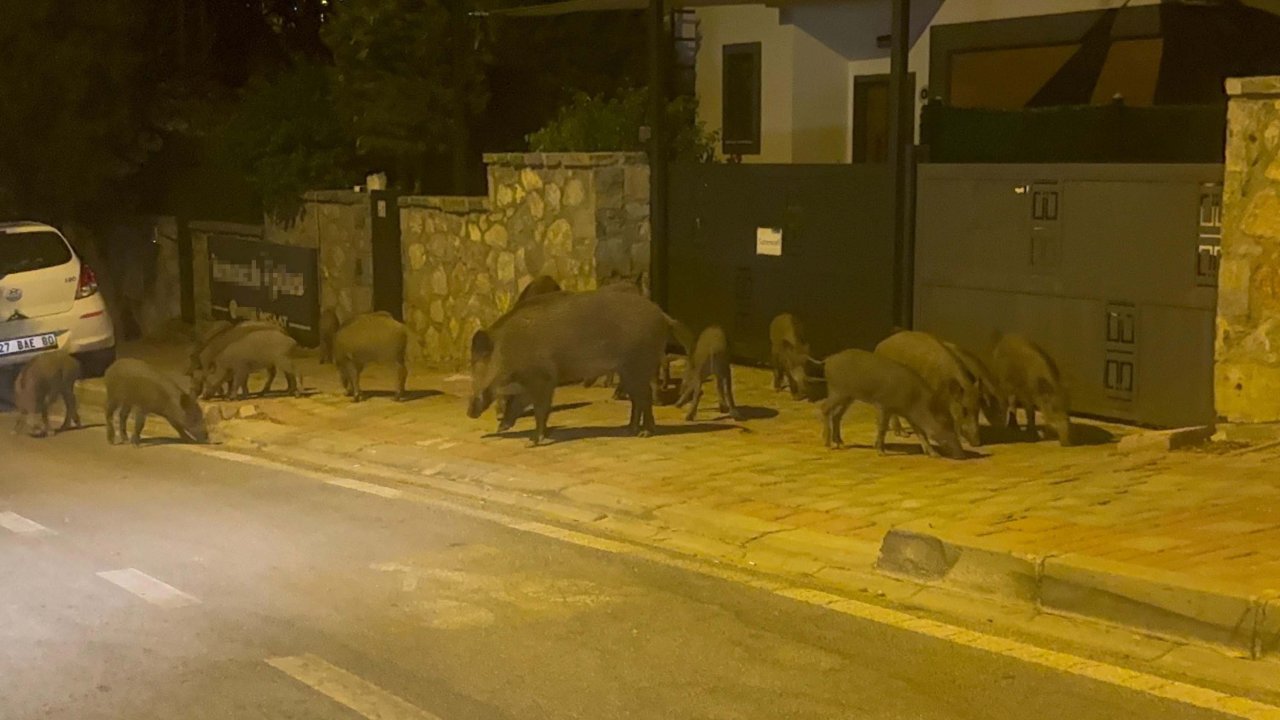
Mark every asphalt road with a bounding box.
[0,424,1243,720]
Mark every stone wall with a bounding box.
[400,152,650,368]
[266,190,374,320]
[1216,77,1280,422]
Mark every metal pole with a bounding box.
[887,0,913,329]
[647,0,670,309]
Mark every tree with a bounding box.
[0,0,159,223]
[528,88,719,162]
[323,0,491,194]
[214,62,360,222]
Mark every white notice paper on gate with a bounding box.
[756,227,783,256]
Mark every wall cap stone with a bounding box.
[398,195,491,214]
[1226,76,1280,98]
[187,220,263,236]
[302,189,367,205]
[482,151,648,169]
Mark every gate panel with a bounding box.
[914,163,1221,428]
[668,163,896,364]
[369,190,404,320]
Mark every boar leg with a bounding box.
[905,419,938,457]
[130,410,147,447]
[1024,402,1038,437]
[620,372,656,437]
[60,385,80,430]
[233,368,251,401]
[683,376,703,422]
[527,383,555,446]
[351,363,365,402]
[874,409,892,455]
[395,361,407,402]
[117,405,133,445]
[105,401,118,444]
[260,366,277,396]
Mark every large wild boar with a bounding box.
[769,313,811,399]
[332,312,409,402]
[12,350,81,437]
[318,308,340,364]
[189,320,285,395]
[942,340,1009,430]
[874,330,982,448]
[676,325,742,421]
[820,349,964,459]
[468,289,678,445]
[990,333,1072,446]
[105,359,209,446]
[202,329,301,400]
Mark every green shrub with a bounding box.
[527,88,718,162]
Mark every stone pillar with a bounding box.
[1215,77,1280,422]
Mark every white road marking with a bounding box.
[181,446,1280,719]
[96,569,200,609]
[267,654,443,720]
[0,511,54,535]
[326,477,404,499]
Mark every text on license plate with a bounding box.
[0,333,58,357]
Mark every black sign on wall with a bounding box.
[208,235,320,347]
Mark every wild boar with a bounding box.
[105,359,208,446]
[990,333,1072,446]
[769,313,811,399]
[319,308,340,364]
[468,289,677,445]
[189,320,285,396]
[332,312,409,402]
[676,325,742,421]
[820,349,964,459]
[12,350,81,437]
[874,330,982,448]
[202,329,301,401]
[942,340,1009,430]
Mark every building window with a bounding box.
[722,42,761,155]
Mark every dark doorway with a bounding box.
[369,190,404,320]
[853,73,915,163]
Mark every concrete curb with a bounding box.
[876,522,1279,659]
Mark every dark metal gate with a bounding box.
[913,163,1222,428]
[667,163,897,363]
[369,189,404,320]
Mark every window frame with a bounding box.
[721,41,762,156]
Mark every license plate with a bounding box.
[0,333,58,357]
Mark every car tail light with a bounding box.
[75,264,98,299]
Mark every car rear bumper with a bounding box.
[0,295,115,369]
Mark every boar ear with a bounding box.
[947,378,965,401]
[471,330,494,358]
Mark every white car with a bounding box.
[0,221,116,378]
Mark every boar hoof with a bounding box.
[637,429,653,438]
[683,411,696,422]
[729,409,744,421]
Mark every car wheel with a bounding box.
[75,346,117,379]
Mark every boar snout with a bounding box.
[467,391,492,419]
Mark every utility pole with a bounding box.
[647,0,670,308]
[888,0,913,329]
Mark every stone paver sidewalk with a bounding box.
[100,339,1280,605]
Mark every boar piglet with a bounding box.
[820,349,964,459]
[468,290,674,445]
[190,320,285,397]
[105,359,208,446]
[991,333,1072,446]
[875,330,982,448]
[769,313,811,399]
[12,350,81,437]
[203,329,301,401]
[333,312,409,402]
[676,325,742,421]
